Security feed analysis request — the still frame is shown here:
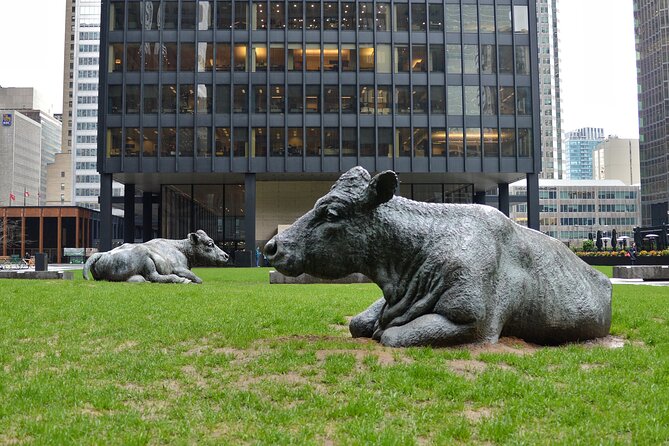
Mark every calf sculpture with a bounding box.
[264,167,612,347]
[84,230,228,284]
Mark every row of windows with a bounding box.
[77,122,98,130]
[76,174,101,183]
[109,42,531,76]
[78,96,99,104]
[108,83,531,117]
[78,83,99,91]
[78,70,99,78]
[77,135,98,143]
[79,57,100,65]
[77,109,99,117]
[106,125,532,159]
[80,31,100,41]
[599,204,637,213]
[76,148,98,157]
[110,1,529,35]
[554,217,639,226]
[76,162,98,170]
[76,188,101,197]
[79,44,100,53]
[560,204,596,213]
[598,191,638,200]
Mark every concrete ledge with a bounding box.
[270,270,372,284]
[0,270,74,280]
[613,265,669,281]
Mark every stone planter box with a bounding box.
[270,270,372,284]
[578,256,669,266]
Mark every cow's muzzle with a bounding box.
[263,237,303,276]
[263,238,279,261]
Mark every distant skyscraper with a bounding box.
[634,0,669,225]
[592,136,640,186]
[536,0,564,180]
[62,0,122,211]
[564,127,604,180]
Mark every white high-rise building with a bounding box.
[63,0,123,211]
[537,0,564,179]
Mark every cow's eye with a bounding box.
[207,242,214,248]
[326,208,339,221]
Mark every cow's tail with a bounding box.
[83,252,103,281]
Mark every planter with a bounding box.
[577,256,669,266]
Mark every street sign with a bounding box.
[1,114,12,126]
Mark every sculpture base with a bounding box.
[613,265,669,281]
[0,271,74,280]
[269,270,372,284]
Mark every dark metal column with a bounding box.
[100,174,113,251]
[527,173,540,231]
[244,173,257,267]
[123,183,136,243]
[143,192,153,242]
[498,183,510,217]
[474,191,486,205]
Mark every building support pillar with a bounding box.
[39,214,43,253]
[124,183,136,243]
[75,213,80,248]
[2,213,6,256]
[526,173,540,231]
[56,210,62,263]
[143,192,153,242]
[498,183,510,217]
[244,173,257,267]
[20,214,25,258]
[100,174,113,252]
[474,191,486,205]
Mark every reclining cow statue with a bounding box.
[84,230,228,284]
[264,167,612,347]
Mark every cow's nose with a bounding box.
[264,239,278,259]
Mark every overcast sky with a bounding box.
[0,0,640,138]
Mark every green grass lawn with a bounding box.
[1,268,668,445]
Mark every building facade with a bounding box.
[62,0,124,210]
[592,136,640,186]
[0,88,62,207]
[98,0,542,258]
[634,0,669,225]
[564,127,604,180]
[510,179,641,245]
[536,0,563,180]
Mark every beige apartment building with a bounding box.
[593,136,640,186]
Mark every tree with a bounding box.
[596,230,603,251]
[611,229,618,251]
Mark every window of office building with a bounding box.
[359,85,374,114]
[180,84,195,114]
[413,86,428,114]
[412,45,427,72]
[199,1,214,30]
[233,127,248,156]
[110,3,124,31]
[463,45,478,74]
[233,85,248,113]
[414,128,428,157]
[288,85,303,112]
[359,2,374,30]
[324,2,338,29]
[430,44,445,72]
[446,4,460,32]
[448,127,464,157]
[484,128,499,157]
[341,2,355,30]
[288,127,303,156]
[376,3,390,31]
[162,84,177,113]
[143,128,158,157]
[216,85,231,113]
[109,44,124,72]
[377,85,392,115]
[108,85,122,114]
[270,85,285,112]
[235,1,248,29]
[396,86,411,114]
[197,84,212,113]
[254,86,267,113]
[126,44,141,72]
[480,5,495,33]
[323,45,338,71]
[499,46,513,74]
[378,128,393,157]
[270,44,285,70]
[499,86,515,115]
[481,45,496,74]
[447,44,461,73]
[518,129,532,157]
[412,4,426,31]
[252,128,267,156]
[253,2,267,29]
[394,4,409,31]
[429,4,444,31]
[431,128,446,156]
[501,128,515,156]
[306,127,321,156]
[306,85,320,113]
[218,2,232,28]
[162,2,178,29]
[145,43,160,71]
[125,128,141,157]
[497,5,512,33]
[216,44,231,70]
[395,45,410,72]
[516,46,530,75]
[270,127,284,156]
[462,5,477,33]
[161,128,177,156]
[481,86,497,116]
[234,45,247,71]
[341,45,357,71]
[181,2,196,29]
[448,85,463,115]
[197,127,212,157]
[464,86,480,116]
[396,127,411,157]
[181,43,196,71]
[306,44,320,71]
[324,128,339,156]
[197,43,214,72]
[466,128,481,157]
[324,85,339,112]
[341,85,357,113]
[288,2,303,29]
[342,127,357,155]
[360,128,375,156]
[306,2,320,29]
[253,44,268,71]
[288,44,303,70]
[179,128,194,156]
[514,6,529,33]
[431,86,445,114]
[359,46,374,71]
[270,1,285,28]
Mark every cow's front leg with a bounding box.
[378,314,478,347]
[172,268,203,284]
[349,298,385,338]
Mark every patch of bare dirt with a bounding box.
[315,349,413,368]
[181,365,208,389]
[116,382,144,392]
[113,340,138,353]
[124,399,168,421]
[236,371,326,393]
[578,335,628,349]
[463,403,494,422]
[652,317,666,324]
[79,404,106,417]
[580,363,606,371]
[463,337,541,358]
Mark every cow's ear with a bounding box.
[364,170,398,209]
[189,232,199,244]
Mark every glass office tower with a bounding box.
[98,0,541,260]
